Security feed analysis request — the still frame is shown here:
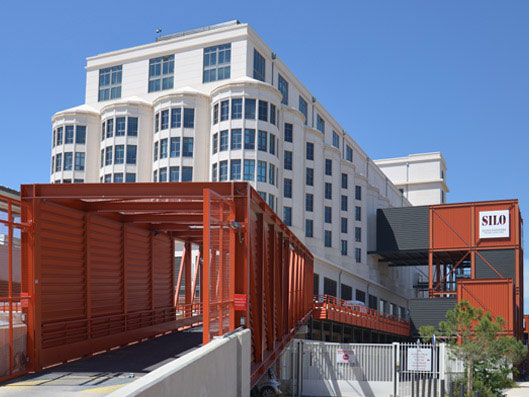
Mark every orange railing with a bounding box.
[312,295,411,337]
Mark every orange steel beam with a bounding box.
[184,242,192,318]
[190,249,201,303]
[202,189,211,345]
[85,201,204,212]
[175,244,187,308]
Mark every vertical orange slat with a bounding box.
[184,242,192,318]
[202,189,211,345]
[228,203,236,331]
[218,205,224,335]
[7,201,13,375]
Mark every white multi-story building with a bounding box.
[374,152,449,206]
[50,20,447,316]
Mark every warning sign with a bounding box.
[336,349,356,364]
[234,294,247,311]
[407,347,432,371]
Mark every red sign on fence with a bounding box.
[234,294,248,311]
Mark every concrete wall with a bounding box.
[108,329,251,397]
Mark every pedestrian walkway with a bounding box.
[505,381,529,397]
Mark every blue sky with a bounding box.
[0,1,528,309]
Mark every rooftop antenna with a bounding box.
[156,28,162,40]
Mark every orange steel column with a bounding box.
[190,248,201,303]
[7,202,13,375]
[428,207,433,297]
[228,202,236,331]
[175,243,186,308]
[184,241,192,318]
[470,205,476,279]
[218,204,224,335]
[202,189,211,344]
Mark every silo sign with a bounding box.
[479,210,510,239]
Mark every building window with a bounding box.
[283,207,292,226]
[284,178,292,198]
[74,152,85,171]
[203,43,231,82]
[299,96,308,124]
[231,129,242,150]
[220,130,229,151]
[149,55,174,92]
[219,160,228,181]
[269,134,276,155]
[212,133,218,154]
[305,219,313,237]
[284,150,292,170]
[153,141,159,161]
[105,147,113,165]
[305,194,313,212]
[341,173,348,189]
[105,174,112,183]
[355,227,361,242]
[253,49,265,82]
[182,137,194,157]
[128,117,138,136]
[170,137,181,157]
[355,185,362,200]
[65,126,74,144]
[114,145,125,164]
[125,173,136,183]
[182,167,193,182]
[341,284,352,300]
[306,168,314,186]
[160,111,169,130]
[98,65,122,101]
[332,131,340,148]
[324,183,332,200]
[341,217,347,233]
[73,179,84,183]
[244,129,255,149]
[306,142,314,161]
[278,74,288,105]
[355,248,361,263]
[258,191,266,201]
[325,207,332,223]
[100,150,103,168]
[324,230,332,247]
[258,100,268,122]
[341,240,348,256]
[231,98,242,119]
[267,194,274,210]
[56,127,63,145]
[76,126,86,144]
[183,108,195,128]
[269,164,275,186]
[245,98,256,119]
[159,168,168,182]
[211,163,218,182]
[213,104,219,124]
[169,167,179,182]
[441,190,445,204]
[55,153,62,172]
[356,290,366,303]
[257,161,267,182]
[341,195,348,211]
[171,108,181,128]
[355,206,361,221]
[325,159,332,176]
[159,138,168,159]
[220,100,229,121]
[284,123,293,143]
[106,119,114,138]
[243,160,255,181]
[270,104,276,125]
[346,145,353,162]
[317,115,325,134]
[258,130,268,152]
[126,145,137,164]
[230,159,241,180]
[154,114,159,133]
[63,152,73,170]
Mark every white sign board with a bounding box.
[479,210,510,239]
[336,349,356,364]
[407,347,432,371]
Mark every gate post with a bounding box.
[393,342,400,397]
[439,343,446,397]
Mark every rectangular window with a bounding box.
[278,74,288,105]
[114,144,125,164]
[126,173,136,183]
[203,43,231,82]
[220,130,229,151]
[284,178,292,198]
[212,133,218,154]
[211,163,217,182]
[128,117,138,136]
[171,108,181,128]
[160,111,169,130]
[324,230,332,248]
[105,147,113,165]
[306,142,314,160]
[341,240,348,256]
[220,100,229,121]
[341,173,348,189]
[149,55,174,92]
[325,159,332,176]
[244,98,256,119]
[346,145,353,162]
[284,123,293,142]
[244,129,255,149]
[306,168,314,186]
[305,194,313,212]
[258,191,266,201]
[267,194,274,210]
[63,152,73,170]
[356,290,366,303]
[73,179,83,184]
[159,167,167,182]
[153,141,159,161]
[153,170,157,182]
[105,174,112,183]
[75,126,86,144]
[258,100,268,121]
[243,160,255,181]
[355,206,361,221]
[257,161,267,182]
[341,284,352,300]
[253,49,265,82]
[160,138,168,158]
[56,127,63,145]
[231,98,242,119]
[355,248,361,263]
[183,108,195,128]
[355,227,361,242]
[283,207,292,226]
[231,129,242,149]
[258,130,267,151]
[355,185,362,200]
[113,117,125,136]
[332,130,340,148]
[284,150,292,170]
[270,104,276,125]
[65,125,74,144]
[169,166,179,182]
[55,153,62,172]
[269,134,276,155]
[106,118,114,138]
[299,96,308,124]
[170,137,181,157]
[305,219,313,237]
[181,167,193,182]
[154,113,159,133]
[268,164,275,185]
[126,145,137,164]
[317,115,325,134]
[213,104,219,124]
[51,155,54,174]
[98,65,122,101]
[100,150,103,168]
[219,160,228,181]
[230,159,241,180]
[341,195,348,211]
[74,152,85,170]
[314,274,320,295]
[325,207,332,223]
[341,217,347,233]
[182,137,194,157]
[325,183,332,200]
